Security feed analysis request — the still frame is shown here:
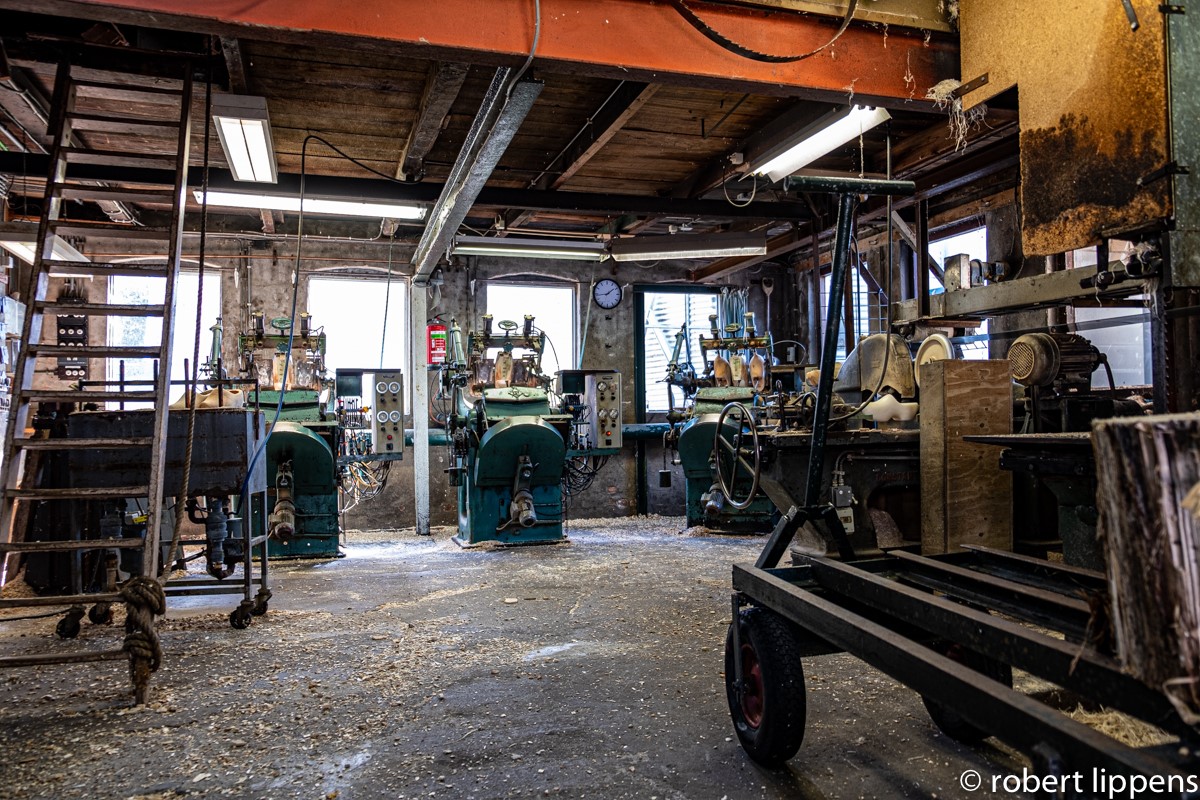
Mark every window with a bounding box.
[107,270,221,405]
[930,227,990,360]
[484,283,575,376]
[307,276,406,372]
[820,267,883,360]
[642,290,718,413]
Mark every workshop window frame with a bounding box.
[306,273,408,375]
[635,286,721,420]
[483,280,576,378]
[105,265,222,407]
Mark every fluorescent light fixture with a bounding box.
[195,189,425,220]
[0,232,89,265]
[212,94,278,183]
[609,232,767,262]
[749,105,892,183]
[452,235,609,261]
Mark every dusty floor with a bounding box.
[0,517,1037,800]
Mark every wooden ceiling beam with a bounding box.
[218,36,247,92]
[34,0,956,101]
[396,61,469,182]
[503,80,658,234]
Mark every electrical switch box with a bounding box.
[372,372,404,455]
[585,372,622,449]
[56,313,88,380]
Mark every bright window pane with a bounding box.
[1075,308,1151,387]
[307,276,406,372]
[820,269,881,360]
[930,228,987,271]
[107,271,221,406]
[643,291,718,413]
[485,283,575,376]
[930,228,988,359]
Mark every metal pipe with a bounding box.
[805,192,857,511]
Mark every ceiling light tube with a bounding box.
[212,94,278,183]
[749,105,892,183]
[0,233,89,265]
[196,189,425,220]
[452,235,609,261]
[609,232,767,262]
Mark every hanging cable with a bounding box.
[379,236,394,369]
[507,0,542,99]
[163,56,212,581]
[670,0,859,63]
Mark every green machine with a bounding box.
[665,311,781,531]
[675,388,776,530]
[238,313,341,558]
[442,315,618,546]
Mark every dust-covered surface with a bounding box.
[0,518,1072,800]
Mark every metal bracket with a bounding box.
[1139,160,1190,186]
[1159,3,1185,13]
[950,73,990,99]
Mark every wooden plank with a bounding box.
[919,359,1013,555]
[396,62,470,181]
[1093,413,1200,721]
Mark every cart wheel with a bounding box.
[724,606,807,768]
[229,607,252,630]
[922,643,1012,744]
[88,603,113,626]
[251,588,272,617]
[56,608,84,640]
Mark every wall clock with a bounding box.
[592,278,622,309]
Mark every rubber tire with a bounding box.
[55,615,81,639]
[88,604,113,626]
[229,608,251,630]
[724,606,807,768]
[250,601,268,617]
[921,643,1013,744]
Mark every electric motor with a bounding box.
[1009,333,1102,391]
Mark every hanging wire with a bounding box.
[379,236,394,369]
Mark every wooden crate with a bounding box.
[920,359,1013,554]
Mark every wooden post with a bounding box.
[920,359,1013,554]
[1093,413,1200,722]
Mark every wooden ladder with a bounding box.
[0,59,193,703]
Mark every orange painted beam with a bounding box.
[56,0,956,102]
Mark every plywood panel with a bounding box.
[958,0,1170,255]
[920,359,1013,554]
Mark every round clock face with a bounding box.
[593,278,622,309]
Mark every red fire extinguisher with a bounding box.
[427,316,448,365]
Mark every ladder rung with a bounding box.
[29,345,161,359]
[16,437,154,450]
[40,262,169,278]
[66,113,181,136]
[0,592,122,610]
[48,221,174,240]
[20,390,157,403]
[60,147,177,170]
[57,186,178,204]
[37,302,165,317]
[6,486,150,501]
[0,538,145,553]
[72,78,184,97]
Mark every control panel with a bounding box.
[585,372,622,449]
[372,372,404,454]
